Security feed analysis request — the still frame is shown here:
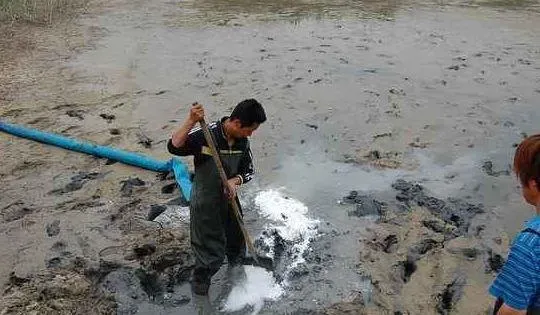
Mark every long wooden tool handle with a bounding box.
[199,119,229,187]
[198,118,258,260]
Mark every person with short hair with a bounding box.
[168,99,266,295]
[489,134,540,315]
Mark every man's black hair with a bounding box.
[230,99,267,127]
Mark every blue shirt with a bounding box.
[489,216,540,311]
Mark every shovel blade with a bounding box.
[242,255,275,271]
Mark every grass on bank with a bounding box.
[0,0,88,24]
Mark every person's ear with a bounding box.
[232,119,242,129]
[528,179,539,193]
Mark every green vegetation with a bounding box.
[0,0,88,24]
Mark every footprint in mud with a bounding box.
[109,199,141,221]
[394,257,417,283]
[46,250,75,269]
[0,108,24,118]
[136,130,153,148]
[447,64,467,70]
[51,241,67,252]
[52,103,77,110]
[27,117,49,125]
[367,233,399,254]
[99,113,116,123]
[50,171,107,195]
[392,238,442,284]
[120,178,146,197]
[2,202,33,222]
[66,109,86,120]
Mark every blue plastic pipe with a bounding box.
[0,120,191,200]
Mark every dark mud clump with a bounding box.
[485,249,505,274]
[132,242,157,258]
[147,204,167,221]
[156,171,175,181]
[391,180,484,236]
[105,158,118,165]
[254,229,289,269]
[393,239,441,283]
[436,275,466,315]
[408,238,440,258]
[342,191,387,217]
[46,219,61,237]
[99,113,115,122]
[380,234,398,253]
[134,268,162,300]
[84,260,124,284]
[395,256,418,283]
[482,160,510,177]
[8,271,30,286]
[367,233,399,254]
[161,183,177,194]
[305,123,319,130]
[166,196,190,207]
[2,269,116,314]
[252,227,321,282]
[100,269,150,313]
[104,236,194,310]
[145,246,193,272]
[422,218,447,233]
[85,231,194,313]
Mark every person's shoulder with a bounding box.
[525,215,540,232]
[209,120,220,129]
[188,120,219,137]
[514,216,540,255]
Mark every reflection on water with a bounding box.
[164,0,540,26]
[441,0,539,9]
[165,0,403,26]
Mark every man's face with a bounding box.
[231,119,260,138]
[521,179,540,206]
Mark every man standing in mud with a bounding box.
[167,99,266,295]
[489,134,540,314]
